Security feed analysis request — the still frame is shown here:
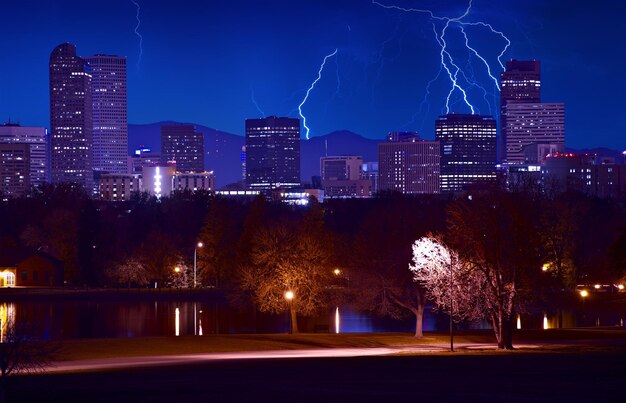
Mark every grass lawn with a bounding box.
[55,327,626,361]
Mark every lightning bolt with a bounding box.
[298,48,338,140]
[372,0,511,116]
[130,0,143,70]
[250,85,265,118]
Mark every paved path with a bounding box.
[47,342,543,373]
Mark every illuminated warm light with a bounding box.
[175,307,180,336]
[284,291,294,300]
[580,290,589,298]
[335,306,340,334]
[174,266,181,273]
[197,242,204,248]
[0,303,16,343]
[543,314,549,330]
[541,264,549,272]
[333,269,341,276]
[516,314,521,330]
[618,284,625,291]
[594,284,601,289]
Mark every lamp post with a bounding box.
[449,258,454,352]
[285,290,294,334]
[194,242,203,288]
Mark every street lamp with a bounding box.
[285,290,294,334]
[194,242,203,288]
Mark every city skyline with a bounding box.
[0,0,624,151]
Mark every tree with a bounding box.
[106,259,149,288]
[0,319,59,401]
[447,189,541,349]
[238,222,332,334]
[166,262,193,289]
[409,235,485,323]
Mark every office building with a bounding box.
[99,173,141,201]
[320,156,371,198]
[130,147,161,174]
[49,43,93,189]
[504,103,565,164]
[0,143,30,197]
[245,116,300,191]
[173,172,216,193]
[378,132,440,194]
[0,123,48,187]
[436,114,497,192]
[161,125,204,173]
[84,54,128,174]
[500,60,541,162]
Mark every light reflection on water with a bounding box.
[0,300,624,340]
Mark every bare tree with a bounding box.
[0,319,59,401]
[409,235,485,323]
[166,262,193,289]
[106,259,149,288]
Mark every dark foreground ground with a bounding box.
[5,350,625,402]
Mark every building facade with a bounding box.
[84,54,128,175]
[160,125,204,173]
[173,172,216,192]
[436,114,497,193]
[500,60,541,162]
[0,123,48,187]
[99,173,141,201]
[0,143,30,197]
[378,132,440,194]
[504,102,565,164]
[49,43,93,189]
[320,156,371,197]
[245,116,300,191]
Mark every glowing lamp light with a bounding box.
[594,284,601,290]
[542,264,549,272]
[333,269,341,276]
[285,291,294,301]
[174,266,181,273]
[543,314,549,330]
[197,242,204,248]
[618,284,625,291]
[335,306,340,334]
[580,290,589,298]
[516,314,521,330]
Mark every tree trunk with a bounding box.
[502,315,515,350]
[413,306,424,338]
[289,304,299,334]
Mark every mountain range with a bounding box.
[129,122,624,189]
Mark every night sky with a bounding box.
[1,0,624,149]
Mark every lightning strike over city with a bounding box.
[130,0,143,70]
[298,48,338,140]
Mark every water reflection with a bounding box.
[1,299,624,340]
[0,303,16,342]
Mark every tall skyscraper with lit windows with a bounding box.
[84,54,128,174]
[500,60,541,163]
[436,114,497,192]
[245,116,300,191]
[49,43,93,189]
[160,125,204,172]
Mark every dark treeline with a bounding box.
[0,184,625,324]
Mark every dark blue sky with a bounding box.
[1,0,624,149]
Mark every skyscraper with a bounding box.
[160,125,204,173]
[503,102,565,164]
[0,123,48,187]
[49,43,93,189]
[84,54,128,174]
[245,116,300,191]
[500,60,541,162]
[436,114,497,192]
[378,132,440,194]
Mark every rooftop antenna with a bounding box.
[325,138,328,157]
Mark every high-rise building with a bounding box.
[504,103,565,164]
[500,60,541,162]
[245,116,300,191]
[160,125,204,173]
[436,114,497,192]
[84,54,128,174]
[49,43,93,189]
[320,156,371,198]
[130,147,161,174]
[0,143,30,197]
[0,123,48,187]
[378,132,440,194]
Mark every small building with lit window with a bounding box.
[0,253,63,287]
[99,173,141,201]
